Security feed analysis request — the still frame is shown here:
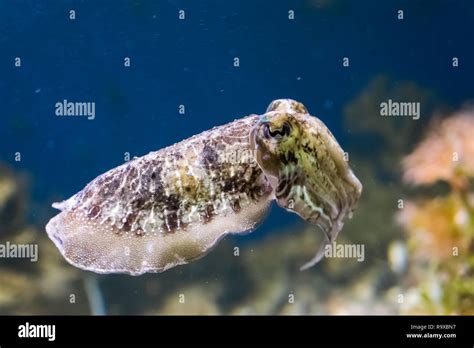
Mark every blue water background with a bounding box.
[0,0,473,237]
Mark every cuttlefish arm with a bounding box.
[250,99,362,270]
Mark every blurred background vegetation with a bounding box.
[1,74,472,315]
[1,0,473,315]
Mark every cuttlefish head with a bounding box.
[250,99,362,270]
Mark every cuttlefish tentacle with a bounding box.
[46,99,362,275]
[250,99,362,270]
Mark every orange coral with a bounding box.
[399,109,474,315]
[402,111,474,190]
[396,195,470,261]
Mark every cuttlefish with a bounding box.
[46,99,362,275]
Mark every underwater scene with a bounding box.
[1,0,473,315]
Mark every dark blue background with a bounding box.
[1,0,473,233]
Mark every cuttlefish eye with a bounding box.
[263,121,292,140]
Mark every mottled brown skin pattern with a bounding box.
[46,99,362,274]
[67,115,271,237]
